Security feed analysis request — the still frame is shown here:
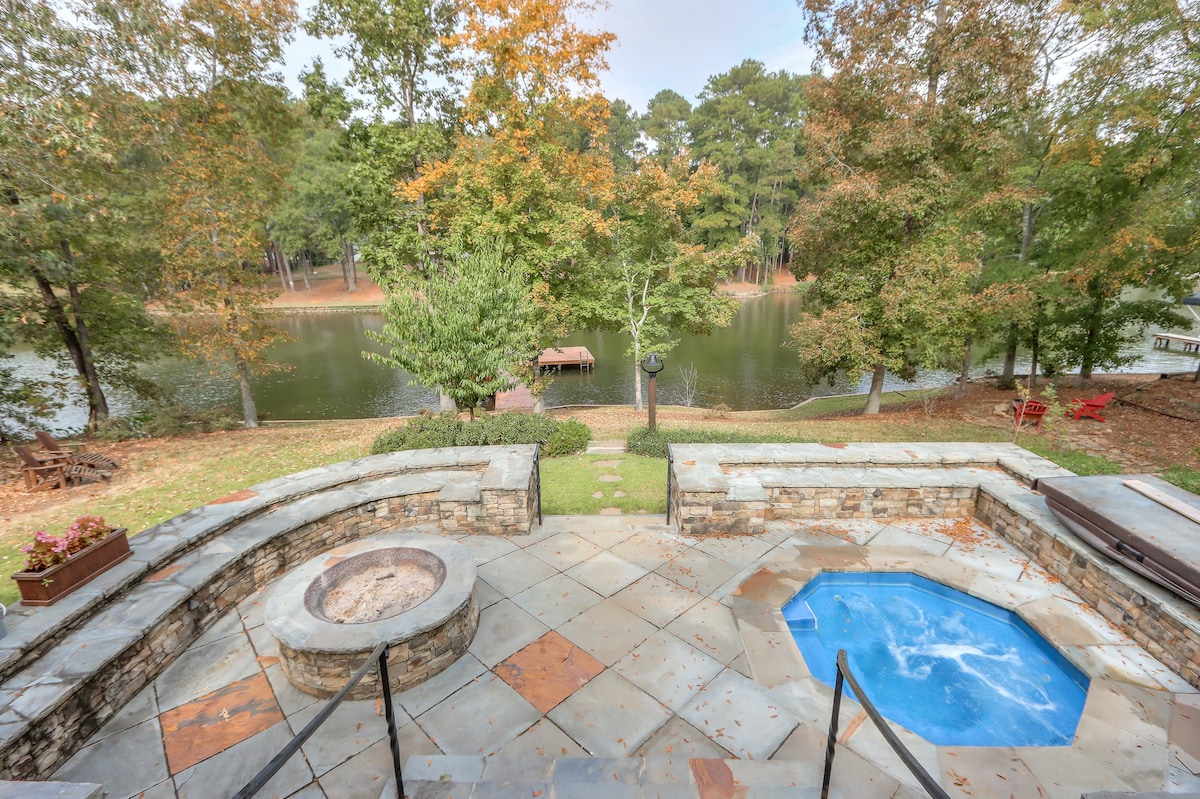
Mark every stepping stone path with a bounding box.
[582,447,630,515]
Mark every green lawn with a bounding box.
[541,453,667,514]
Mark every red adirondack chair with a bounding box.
[1013,399,1048,431]
[1067,391,1115,422]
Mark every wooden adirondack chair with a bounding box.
[34,431,119,472]
[13,445,68,492]
[1066,391,1115,422]
[1013,399,1048,431]
[15,443,110,488]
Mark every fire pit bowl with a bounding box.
[267,533,477,699]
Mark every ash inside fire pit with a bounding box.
[305,547,446,624]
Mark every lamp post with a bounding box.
[641,352,665,433]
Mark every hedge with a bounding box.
[370,412,590,457]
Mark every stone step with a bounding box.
[585,439,627,454]
[399,755,828,798]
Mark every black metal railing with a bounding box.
[233,641,403,799]
[821,650,949,799]
[533,442,543,525]
[665,443,674,524]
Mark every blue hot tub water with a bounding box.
[783,573,1089,747]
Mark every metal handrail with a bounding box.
[233,640,403,799]
[821,650,949,799]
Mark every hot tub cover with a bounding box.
[1036,474,1200,607]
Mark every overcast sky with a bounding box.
[282,0,814,113]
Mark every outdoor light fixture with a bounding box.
[641,352,665,433]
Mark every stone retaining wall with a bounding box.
[977,491,1200,688]
[0,446,539,781]
[669,442,1200,692]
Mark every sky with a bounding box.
[281,0,816,113]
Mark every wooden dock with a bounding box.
[1153,333,1200,353]
[538,346,594,370]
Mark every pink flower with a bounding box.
[20,516,115,573]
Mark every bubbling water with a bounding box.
[783,573,1088,747]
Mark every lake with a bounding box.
[9,292,1198,434]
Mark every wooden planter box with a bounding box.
[12,528,132,606]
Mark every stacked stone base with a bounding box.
[278,593,479,700]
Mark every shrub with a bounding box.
[626,426,820,458]
[96,403,238,441]
[545,419,591,456]
[370,412,591,455]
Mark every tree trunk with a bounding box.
[275,243,295,292]
[236,357,259,428]
[299,251,311,290]
[32,248,108,430]
[956,335,972,398]
[268,246,286,292]
[1080,285,1105,383]
[1029,328,1040,389]
[864,363,886,414]
[999,323,1018,390]
[633,359,644,413]
[341,238,357,292]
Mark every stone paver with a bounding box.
[416,672,541,756]
[612,572,705,627]
[556,598,659,666]
[547,670,672,757]
[496,631,605,713]
[510,572,603,628]
[613,630,724,712]
[565,551,649,596]
[468,599,551,668]
[677,669,797,760]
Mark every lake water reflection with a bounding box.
[10,291,1199,433]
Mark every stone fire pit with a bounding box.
[266,533,478,699]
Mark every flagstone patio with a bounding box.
[48,513,1200,799]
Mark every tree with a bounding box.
[574,154,744,410]
[788,0,1035,413]
[0,0,171,431]
[401,0,615,339]
[642,89,692,161]
[305,0,458,283]
[156,0,298,429]
[367,242,539,415]
[1029,0,1200,381]
[270,62,360,291]
[688,60,807,281]
[603,98,644,171]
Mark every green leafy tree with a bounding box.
[367,242,540,415]
[402,0,615,340]
[305,0,458,284]
[0,0,171,431]
[156,0,299,429]
[788,0,1035,413]
[575,154,745,410]
[1029,0,1200,381]
[642,89,692,161]
[270,62,360,290]
[688,60,807,281]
